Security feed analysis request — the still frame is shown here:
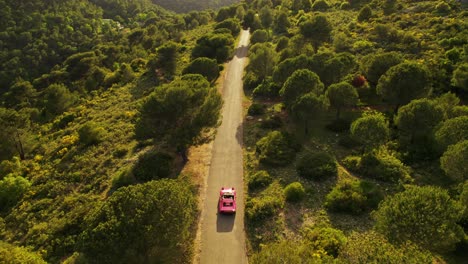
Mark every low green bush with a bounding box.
[248,103,265,116]
[132,150,173,182]
[248,170,272,190]
[112,168,136,189]
[0,175,31,211]
[245,195,282,223]
[256,131,298,166]
[360,147,411,182]
[342,155,361,173]
[296,151,337,180]
[78,122,106,146]
[284,182,305,202]
[252,80,281,98]
[259,114,282,129]
[302,226,347,257]
[325,180,383,215]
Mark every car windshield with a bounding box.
[223,194,234,199]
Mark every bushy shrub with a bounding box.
[256,131,298,166]
[341,155,361,172]
[325,180,383,215]
[360,147,411,182]
[296,151,337,180]
[52,113,75,130]
[132,150,173,182]
[0,241,46,264]
[312,0,330,11]
[78,122,106,146]
[248,170,272,190]
[246,195,283,223]
[250,29,269,44]
[259,114,282,129]
[248,103,265,116]
[284,182,305,202]
[302,226,347,257]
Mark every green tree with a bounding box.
[135,74,222,160]
[0,174,31,212]
[373,186,465,253]
[259,6,273,29]
[250,29,269,44]
[2,79,37,109]
[279,69,324,110]
[361,52,403,85]
[42,83,76,116]
[338,231,433,263]
[440,140,468,182]
[326,81,359,119]
[376,62,431,113]
[247,44,277,82]
[182,57,220,83]
[272,54,310,85]
[0,108,30,160]
[147,41,179,78]
[394,99,444,157]
[0,242,46,264]
[79,179,196,263]
[273,10,290,34]
[435,115,468,152]
[451,62,468,91]
[214,18,240,36]
[350,111,389,151]
[192,33,234,63]
[300,15,332,51]
[291,93,328,134]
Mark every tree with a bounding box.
[273,10,290,34]
[0,174,31,212]
[147,41,179,78]
[434,116,468,152]
[326,82,359,119]
[79,179,196,263]
[373,186,464,253]
[291,93,327,134]
[135,74,222,160]
[361,52,403,85]
[250,29,269,44]
[2,79,37,109]
[451,62,468,91]
[440,140,468,182]
[214,18,240,36]
[300,15,332,51]
[394,98,444,157]
[376,62,431,113]
[0,108,30,160]
[279,69,324,110]
[272,54,310,85]
[259,6,273,28]
[339,231,433,263]
[42,83,76,116]
[182,57,220,83]
[350,111,389,151]
[191,33,234,63]
[248,44,277,82]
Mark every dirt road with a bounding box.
[198,30,250,264]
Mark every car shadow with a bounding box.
[234,45,248,59]
[216,212,235,233]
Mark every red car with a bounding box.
[218,187,237,214]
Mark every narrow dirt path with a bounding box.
[197,30,250,264]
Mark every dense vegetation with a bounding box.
[1,0,467,263]
[241,0,468,263]
[0,0,236,262]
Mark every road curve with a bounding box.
[199,30,250,264]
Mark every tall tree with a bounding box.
[373,186,464,253]
[434,115,468,152]
[299,15,332,51]
[135,74,222,160]
[247,44,277,82]
[326,81,359,119]
[376,62,431,113]
[440,140,468,182]
[361,52,403,85]
[291,93,328,134]
[279,69,324,110]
